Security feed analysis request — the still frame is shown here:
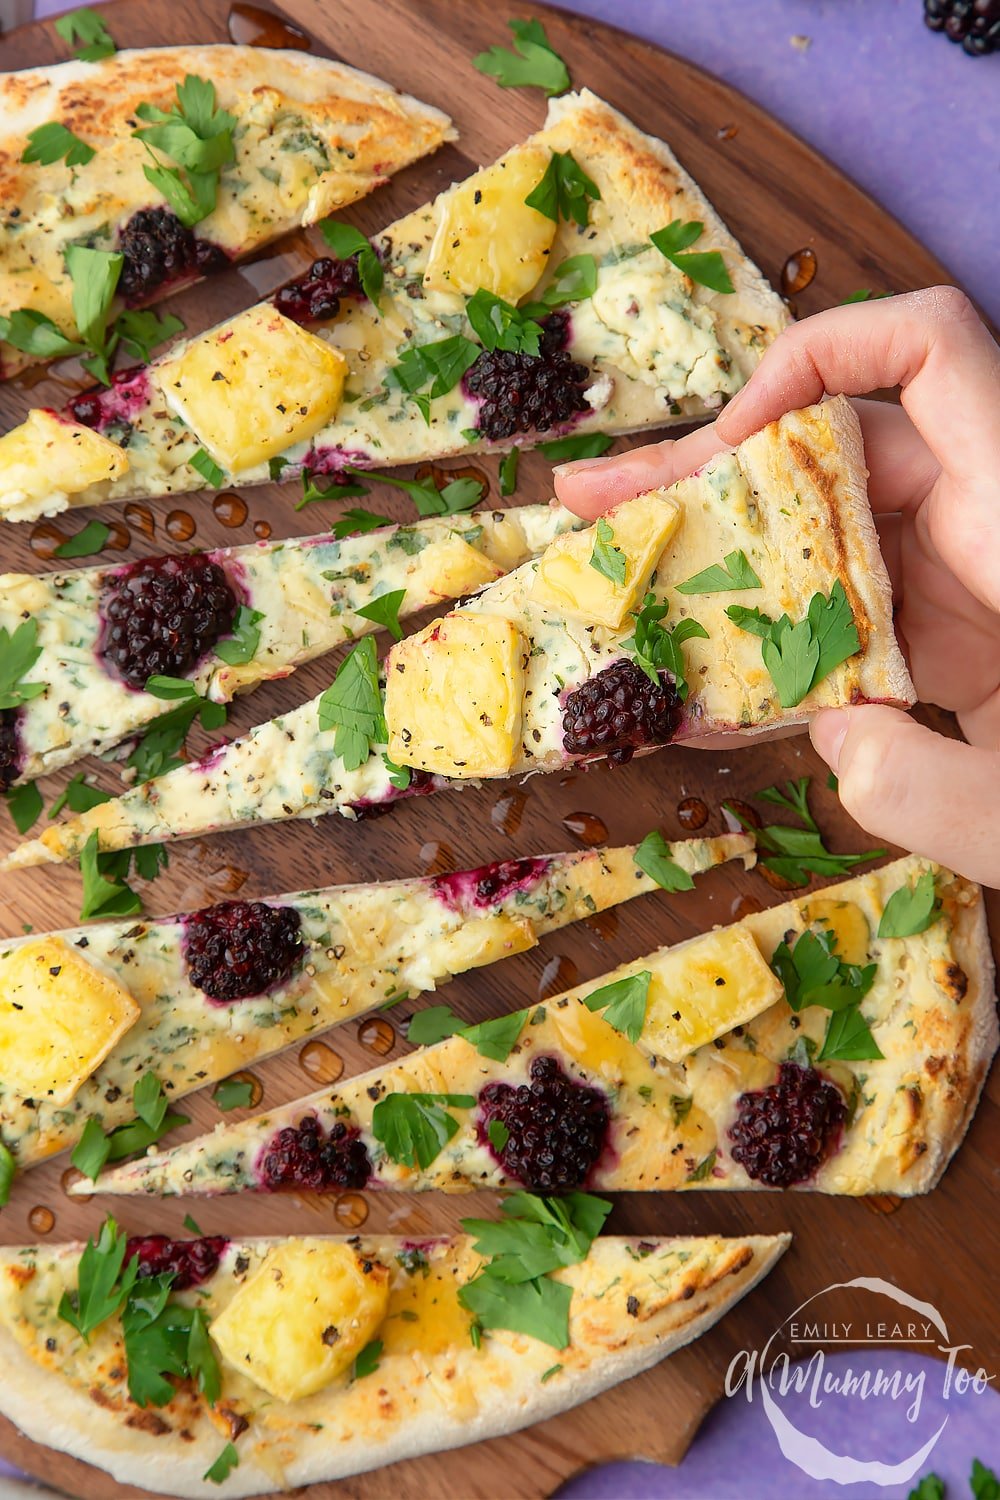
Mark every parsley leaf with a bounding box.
[0,1143,15,1206]
[330,508,393,539]
[622,591,709,701]
[52,520,111,558]
[49,772,110,819]
[214,606,265,666]
[204,1443,240,1485]
[387,335,480,422]
[371,1092,475,1170]
[459,1009,528,1062]
[114,308,185,363]
[133,75,236,229]
[877,870,940,939]
[296,471,368,509]
[727,581,860,708]
[633,830,695,891]
[72,1075,189,1179]
[189,448,226,487]
[499,448,519,498]
[406,1004,466,1046]
[537,433,613,462]
[317,637,386,771]
[122,1279,220,1409]
[818,1004,884,1062]
[521,254,598,317]
[382,753,411,789]
[651,220,735,295]
[355,588,406,642]
[466,288,543,355]
[488,1119,510,1151]
[214,1077,254,1110]
[5,781,43,835]
[770,927,882,1063]
[584,970,650,1043]
[65,244,123,384]
[472,17,571,96]
[590,517,626,585]
[0,620,45,711]
[22,122,95,168]
[58,1216,138,1341]
[907,1478,944,1500]
[460,1268,572,1348]
[842,289,891,305]
[54,6,116,61]
[524,150,601,227]
[731,776,885,886]
[125,696,227,783]
[144,675,199,700]
[353,1338,383,1379]
[319,221,384,305]
[349,465,484,518]
[687,1149,718,1182]
[971,1460,1000,1500]
[676,549,761,594]
[0,308,83,359]
[79,831,142,921]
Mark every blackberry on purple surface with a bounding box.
[183,900,303,1002]
[98,556,238,690]
[125,1233,229,1290]
[464,312,591,440]
[727,1061,846,1188]
[923,0,1000,53]
[257,1115,371,1191]
[478,1054,610,1191]
[561,658,683,765]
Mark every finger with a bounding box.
[810,704,1000,886]
[852,400,939,516]
[715,288,1000,496]
[552,423,729,518]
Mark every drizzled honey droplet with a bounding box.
[717,122,739,141]
[213,492,248,528]
[538,954,578,1000]
[721,799,761,835]
[586,908,619,941]
[228,2,312,48]
[253,519,272,540]
[562,810,608,847]
[29,522,67,560]
[166,509,196,542]
[491,790,527,835]
[124,503,155,537]
[419,840,452,875]
[105,521,131,550]
[864,1193,903,1216]
[781,248,817,297]
[61,1167,92,1202]
[731,893,764,921]
[359,1016,396,1055]
[226,1070,263,1107]
[677,796,709,831]
[28,1205,55,1234]
[334,1192,369,1229]
[300,1040,344,1084]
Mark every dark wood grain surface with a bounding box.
[0,2,995,1496]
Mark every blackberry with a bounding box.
[433,856,550,909]
[465,312,591,441]
[125,1233,229,1290]
[98,555,238,690]
[728,1061,846,1188]
[118,208,225,302]
[256,1115,371,1192]
[0,710,22,794]
[562,658,683,766]
[184,900,303,1002]
[478,1054,609,1191]
[273,255,365,324]
[924,0,1000,52]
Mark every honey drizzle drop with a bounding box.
[491,790,527,835]
[334,1192,369,1228]
[213,492,248,528]
[28,1205,55,1234]
[124,503,155,538]
[677,796,709,831]
[538,954,578,1000]
[562,810,608,847]
[227,2,313,48]
[781,247,818,297]
[300,1040,344,1084]
[105,521,130,551]
[253,519,272,540]
[29,522,67,560]
[358,1016,396,1056]
[166,509,196,542]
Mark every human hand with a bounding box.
[553,288,1000,886]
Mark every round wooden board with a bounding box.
[1,2,996,1497]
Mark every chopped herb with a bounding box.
[79,831,142,921]
[183,1214,204,1236]
[466,288,543,355]
[499,448,519,497]
[58,1216,138,1341]
[676,549,761,594]
[317,637,386,771]
[651,220,734,295]
[583,970,650,1043]
[353,1338,383,1379]
[406,1005,465,1047]
[114,308,185,363]
[726,581,860,708]
[214,607,265,666]
[204,1442,240,1485]
[818,1004,884,1063]
[355,588,406,642]
[371,1092,475,1170]
[971,1460,999,1500]
[541,1363,563,1382]
[0,620,45,711]
[537,432,613,462]
[348,465,484,518]
[634,830,695,891]
[687,1149,718,1182]
[133,75,236,230]
[460,1009,528,1062]
[0,308,84,359]
[841,289,891,304]
[330,508,393,539]
[123,1284,220,1409]
[214,1078,254,1110]
[383,753,412,790]
[622,591,708,701]
[771,927,882,1063]
[386,334,480,422]
[487,1119,511,1152]
[472,17,571,95]
[126,696,227,783]
[53,520,112,558]
[590,517,626,586]
[297,471,368,509]
[318,221,383,305]
[877,870,940,939]
[189,448,226,487]
[54,6,116,61]
[5,781,43,835]
[525,150,600,227]
[22,122,95,168]
[0,1143,14,1206]
[521,254,598,317]
[730,775,885,885]
[65,244,123,384]
[48,775,109,819]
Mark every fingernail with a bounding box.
[809,709,849,772]
[553,455,614,477]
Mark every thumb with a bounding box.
[810,705,1000,887]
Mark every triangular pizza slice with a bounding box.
[0,1215,788,1496]
[3,398,912,874]
[83,856,996,1202]
[0,88,788,521]
[0,832,748,1180]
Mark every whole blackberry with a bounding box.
[183,900,304,1002]
[118,208,196,301]
[98,555,238,690]
[562,658,683,766]
[257,1115,372,1192]
[727,1061,846,1188]
[0,710,22,793]
[478,1054,610,1191]
[273,255,365,324]
[924,0,1000,53]
[125,1233,229,1290]
[465,312,591,440]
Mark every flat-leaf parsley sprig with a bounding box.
[726,776,885,888]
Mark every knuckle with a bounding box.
[924,283,978,330]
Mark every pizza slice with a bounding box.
[0,502,575,792]
[1,44,454,382]
[2,398,913,874]
[83,855,996,1202]
[0,1214,788,1496]
[0,88,788,522]
[0,832,749,1180]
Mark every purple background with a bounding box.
[6,0,999,1495]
